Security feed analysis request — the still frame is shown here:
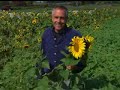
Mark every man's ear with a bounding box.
[66,16,68,22]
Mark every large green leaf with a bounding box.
[34,76,50,90]
[59,69,70,80]
[61,57,80,66]
[42,59,50,69]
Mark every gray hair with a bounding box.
[52,6,68,18]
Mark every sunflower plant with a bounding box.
[37,35,94,89]
[61,35,94,67]
[58,35,94,89]
[69,35,94,58]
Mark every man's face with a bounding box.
[52,9,67,32]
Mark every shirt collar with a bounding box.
[52,25,68,35]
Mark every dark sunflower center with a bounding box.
[74,43,79,52]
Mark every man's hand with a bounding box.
[66,65,79,70]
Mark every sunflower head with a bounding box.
[23,44,29,48]
[38,37,42,43]
[68,36,86,59]
[32,18,37,24]
[84,35,94,49]
[85,35,94,43]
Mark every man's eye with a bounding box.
[55,17,65,19]
[60,17,64,19]
[55,17,58,18]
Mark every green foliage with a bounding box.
[0,7,120,90]
[80,18,120,90]
[61,55,80,66]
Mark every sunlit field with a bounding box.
[0,5,120,90]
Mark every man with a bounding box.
[38,6,87,76]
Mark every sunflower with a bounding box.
[32,18,37,24]
[37,37,42,43]
[68,36,86,59]
[84,35,94,49]
[23,44,29,48]
[85,35,94,43]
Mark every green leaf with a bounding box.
[61,57,79,66]
[35,76,50,90]
[42,59,50,69]
[0,80,3,85]
[55,64,64,70]
[24,68,35,78]
[0,87,5,90]
[59,69,70,80]
[75,76,79,84]
[60,51,69,57]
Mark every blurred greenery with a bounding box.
[0,1,120,12]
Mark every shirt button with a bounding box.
[54,38,56,40]
[54,61,56,63]
[54,53,56,55]
[55,45,57,47]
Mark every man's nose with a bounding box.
[57,17,61,22]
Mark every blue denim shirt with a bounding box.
[41,26,85,74]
